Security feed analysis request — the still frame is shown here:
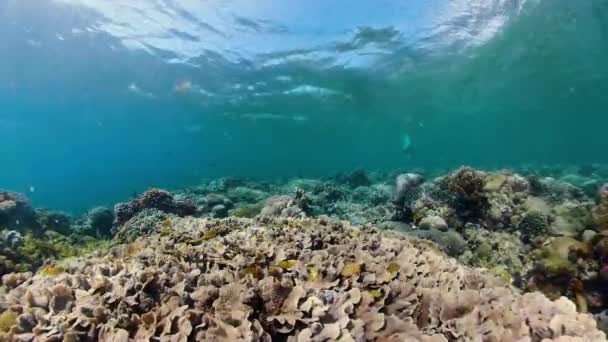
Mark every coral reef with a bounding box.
[34,209,72,236]
[0,217,603,341]
[3,166,608,335]
[0,191,40,235]
[74,207,115,238]
[593,184,608,231]
[113,208,168,243]
[113,189,196,227]
[260,189,312,218]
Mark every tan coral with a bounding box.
[0,216,604,341]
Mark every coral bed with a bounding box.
[0,217,604,341]
[3,165,608,340]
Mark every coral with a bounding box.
[408,228,467,257]
[82,206,115,238]
[483,173,507,192]
[0,310,17,332]
[113,189,196,227]
[593,183,608,231]
[0,216,603,341]
[0,191,40,235]
[418,215,448,231]
[393,173,424,221]
[517,210,548,241]
[335,168,371,187]
[0,230,23,250]
[113,208,167,243]
[393,173,424,205]
[231,202,264,218]
[459,225,533,283]
[550,201,593,237]
[227,186,268,203]
[445,167,489,223]
[34,209,72,235]
[260,195,293,216]
[204,193,231,207]
[260,189,311,218]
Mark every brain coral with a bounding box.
[0,217,604,341]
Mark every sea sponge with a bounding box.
[1,217,603,341]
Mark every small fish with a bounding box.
[29,185,35,193]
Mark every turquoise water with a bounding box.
[1,0,607,212]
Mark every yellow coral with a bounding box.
[341,262,361,277]
[40,264,65,277]
[484,174,507,192]
[307,267,319,281]
[278,260,297,270]
[387,263,400,277]
[0,311,17,332]
[368,289,383,298]
[490,266,512,284]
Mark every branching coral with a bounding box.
[444,167,490,224]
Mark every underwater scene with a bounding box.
[2,0,608,340]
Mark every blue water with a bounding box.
[1,0,607,212]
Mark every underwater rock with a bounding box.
[230,202,265,218]
[394,173,423,204]
[211,204,228,218]
[204,193,231,207]
[0,230,23,251]
[335,169,372,188]
[562,174,602,197]
[35,209,72,236]
[0,191,40,235]
[418,215,448,231]
[550,201,593,237]
[260,189,311,218]
[393,173,424,221]
[410,228,466,257]
[593,183,608,232]
[226,186,268,204]
[113,189,195,227]
[0,216,603,341]
[83,206,115,238]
